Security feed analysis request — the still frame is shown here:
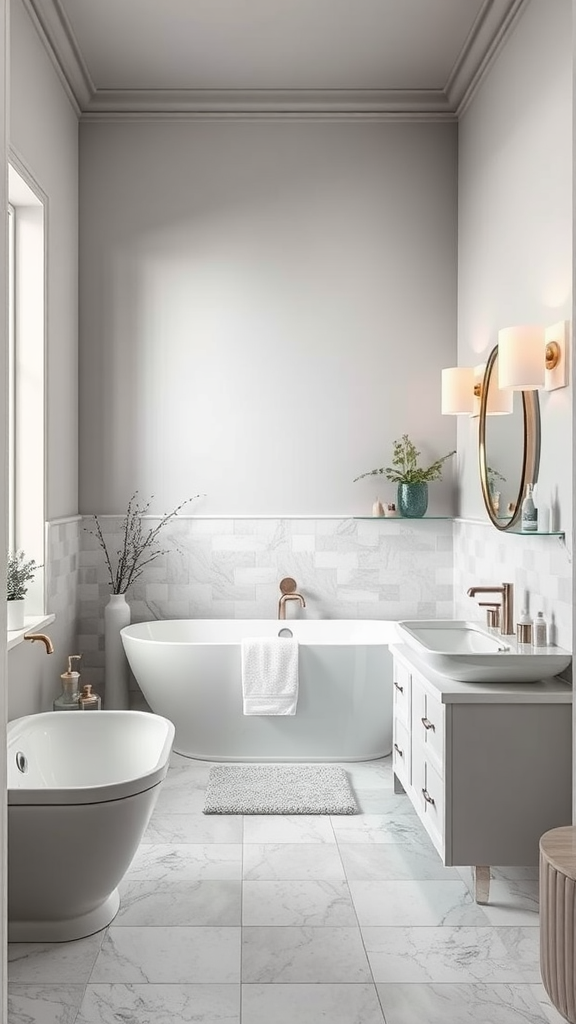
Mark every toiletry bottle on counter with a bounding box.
[78,683,101,710]
[372,498,385,517]
[53,655,82,711]
[534,611,548,647]
[521,483,538,532]
[516,609,533,648]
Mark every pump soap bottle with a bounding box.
[53,655,82,711]
[521,483,538,532]
[78,683,101,710]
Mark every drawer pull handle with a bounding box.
[393,743,403,758]
[421,716,435,731]
[422,788,435,806]
[394,681,404,693]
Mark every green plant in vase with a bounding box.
[354,434,456,518]
[7,550,40,630]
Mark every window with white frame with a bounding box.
[8,161,46,617]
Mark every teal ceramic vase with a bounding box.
[398,482,428,518]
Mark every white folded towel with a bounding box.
[241,637,299,716]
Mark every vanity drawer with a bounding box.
[393,660,411,727]
[412,676,445,775]
[393,716,411,787]
[412,743,445,856]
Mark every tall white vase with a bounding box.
[104,593,131,710]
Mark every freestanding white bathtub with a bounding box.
[121,619,395,761]
[8,710,174,942]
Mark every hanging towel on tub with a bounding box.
[241,637,299,715]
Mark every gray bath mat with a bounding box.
[203,764,357,815]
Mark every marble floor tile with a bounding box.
[142,812,243,844]
[529,983,569,1024]
[362,926,530,983]
[242,814,336,844]
[7,984,85,1024]
[243,843,345,881]
[242,926,372,983]
[153,770,208,814]
[341,759,393,787]
[242,983,385,1024]
[494,926,541,982]
[242,880,357,926]
[125,843,242,881]
[76,983,240,1024]
[475,879,540,927]
[90,926,241,984]
[8,934,104,984]
[339,842,458,881]
[116,880,242,926]
[331,810,428,846]
[353,789,410,814]
[376,983,549,1024]
[350,879,489,926]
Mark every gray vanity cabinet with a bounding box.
[390,644,572,902]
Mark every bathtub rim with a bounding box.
[7,710,175,806]
[121,617,400,646]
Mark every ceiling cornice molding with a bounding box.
[21,0,94,113]
[23,0,528,121]
[446,0,529,116]
[81,87,454,119]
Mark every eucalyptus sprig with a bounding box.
[86,492,200,594]
[7,550,40,601]
[354,434,456,485]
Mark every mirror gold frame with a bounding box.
[478,345,541,531]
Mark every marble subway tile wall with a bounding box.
[453,520,572,651]
[77,517,454,690]
[46,517,80,630]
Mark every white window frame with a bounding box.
[8,159,46,617]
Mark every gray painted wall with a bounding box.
[78,120,458,517]
[455,0,572,650]
[10,0,79,521]
[457,0,572,529]
[8,0,79,715]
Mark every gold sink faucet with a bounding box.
[24,633,55,654]
[466,583,514,636]
[278,577,306,620]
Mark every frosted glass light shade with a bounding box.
[498,325,545,390]
[441,366,474,414]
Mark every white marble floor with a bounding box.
[7,754,566,1024]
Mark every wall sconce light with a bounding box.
[441,364,513,416]
[441,367,475,415]
[498,321,569,392]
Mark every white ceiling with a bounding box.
[24,0,528,116]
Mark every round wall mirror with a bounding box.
[478,345,541,531]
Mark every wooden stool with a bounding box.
[540,825,576,1023]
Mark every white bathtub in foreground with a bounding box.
[121,619,395,761]
[8,710,174,942]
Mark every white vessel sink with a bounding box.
[395,620,572,683]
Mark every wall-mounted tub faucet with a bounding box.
[24,633,55,654]
[278,577,306,620]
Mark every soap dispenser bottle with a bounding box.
[53,655,82,711]
[78,683,101,710]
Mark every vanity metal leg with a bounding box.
[473,865,491,904]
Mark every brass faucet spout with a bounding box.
[24,633,54,654]
[467,583,514,636]
[278,594,306,620]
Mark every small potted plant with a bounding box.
[7,550,39,630]
[354,434,456,517]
